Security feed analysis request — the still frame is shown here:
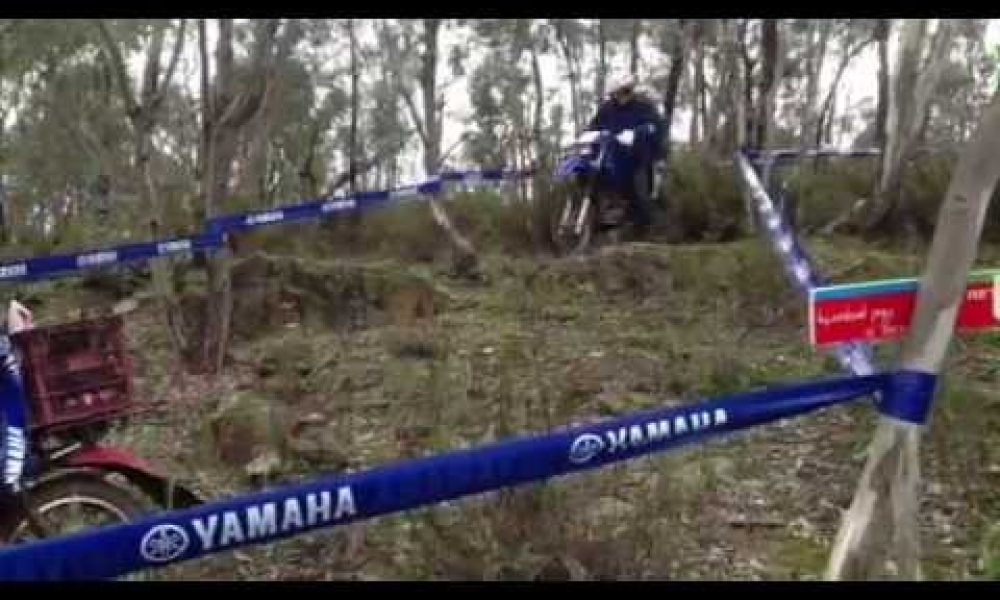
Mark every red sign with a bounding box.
[809,272,1000,347]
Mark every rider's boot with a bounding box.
[627,169,653,242]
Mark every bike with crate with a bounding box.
[0,301,200,546]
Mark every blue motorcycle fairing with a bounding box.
[555,155,593,181]
[554,137,636,194]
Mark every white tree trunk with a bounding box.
[800,21,833,147]
[826,92,1000,580]
[872,20,954,232]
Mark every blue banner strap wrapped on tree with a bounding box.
[0,368,936,581]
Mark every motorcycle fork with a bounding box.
[575,169,603,236]
[15,488,53,538]
[8,448,74,540]
[559,178,594,236]
[575,195,591,236]
[576,143,613,235]
[558,196,573,231]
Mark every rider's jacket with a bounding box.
[587,93,665,164]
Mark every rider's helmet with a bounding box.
[607,73,638,103]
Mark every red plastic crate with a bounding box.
[11,315,134,433]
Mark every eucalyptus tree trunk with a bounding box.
[95,19,188,356]
[756,19,780,149]
[661,20,687,167]
[595,19,607,101]
[199,18,279,373]
[799,21,833,149]
[867,20,955,236]
[554,21,583,133]
[816,31,876,148]
[348,18,360,194]
[401,19,478,276]
[827,91,1000,580]
[629,20,641,77]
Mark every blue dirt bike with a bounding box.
[551,125,656,255]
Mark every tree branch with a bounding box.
[197,19,211,130]
[140,22,165,110]
[94,19,138,117]
[149,19,188,115]
[322,132,414,197]
[398,80,430,149]
[216,20,277,131]
[816,34,877,146]
[379,21,431,149]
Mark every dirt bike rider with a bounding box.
[586,74,665,240]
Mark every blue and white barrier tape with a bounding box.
[743,148,881,165]
[0,368,936,581]
[0,234,220,284]
[0,169,532,283]
[734,151,875,376]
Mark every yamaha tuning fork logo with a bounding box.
[568,433,605,465]
[140,524,190,563]
[568,408,730,466]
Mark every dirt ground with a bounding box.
[68,237,1000,580]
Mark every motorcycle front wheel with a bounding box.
[0,472,153,580]
[550,183,597,256]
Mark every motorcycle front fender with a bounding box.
[56,445,202,510]
[554,156,594,182]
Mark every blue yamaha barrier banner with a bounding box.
[0,369,939,581]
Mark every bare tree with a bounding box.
[688,22,705,146]
[348,18,360,194]
[873,19,891,153]
[815,22,878,148]
[95,19,188,353]
[661,20,688,166]
[629,19,641,77]
[236,21,301,207]
[595,19,607,101]
[199,18,281,372]
[388,19,478,275]
[799,20,834,148]
[553,20,584,133]
[827,90,1000,580]
[867,19,956,235]
[756,19,780,148]
[700,23,723,151]
[528,21,547,174]
[724,20,748,152]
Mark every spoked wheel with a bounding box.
[0,473,153,580]
[550,183,597,256]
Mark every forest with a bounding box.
[0,18,999,581]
